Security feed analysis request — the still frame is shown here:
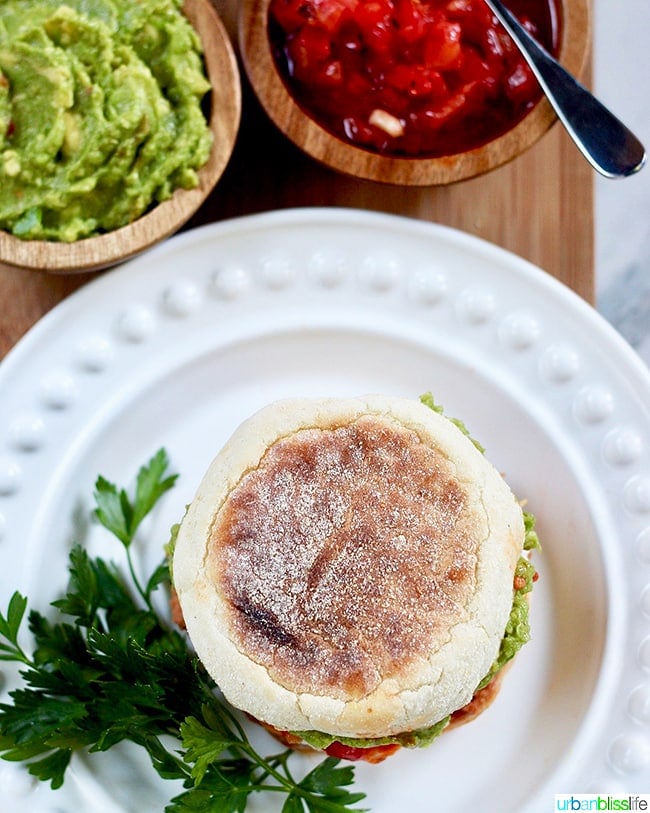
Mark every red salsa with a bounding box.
[324,740,401,762]
[269,0,561,157]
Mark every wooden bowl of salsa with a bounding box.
[239,0,590,185]
[0,0,241,273]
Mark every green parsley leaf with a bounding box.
[282,796,307,813]
[180,715,235,784]
[93,449,179,610]
[132,448,179,532]
[94,448,178,549]
[94,476,132,545]
[0,592,28,662]
[167,773,251,813]
[146,561,173,601]
[23,748,72,789]
[0,591,27,643]
[296,758,368,811]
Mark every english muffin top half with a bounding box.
[173,395,524,739]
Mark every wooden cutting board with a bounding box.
[0,27,593,360]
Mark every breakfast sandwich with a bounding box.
[171,394,539,762]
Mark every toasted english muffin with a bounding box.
[172,395,525,741]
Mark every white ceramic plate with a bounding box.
[0,208,649,813]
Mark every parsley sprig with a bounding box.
[0,449,367,812]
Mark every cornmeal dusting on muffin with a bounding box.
[210,416,481,698]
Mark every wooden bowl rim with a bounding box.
[239,0,590,186]
[0,0,242,274]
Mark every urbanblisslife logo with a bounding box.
[555,796,650,811]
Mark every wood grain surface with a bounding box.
[0,6,594,360]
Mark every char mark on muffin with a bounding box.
[230,596,299,648]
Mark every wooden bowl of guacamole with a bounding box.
[0,0,241,273]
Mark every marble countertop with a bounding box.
[594,0,649,366]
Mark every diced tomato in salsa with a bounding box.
[269,0,560,157]
[324,739,401,763]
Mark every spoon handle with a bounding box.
[482,0,646,178]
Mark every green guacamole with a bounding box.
[0,0,213,241]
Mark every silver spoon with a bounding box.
[482,0,646,178]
